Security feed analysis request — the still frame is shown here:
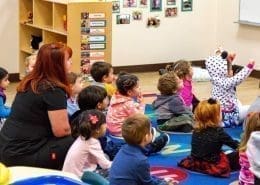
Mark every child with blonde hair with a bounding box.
[67,72,83,117]
[153,71,194,132]
[239,112,260,185]
[63,109,111,178]
[166,60,199,111]
[246,130,260,184]
[178,99,239,177]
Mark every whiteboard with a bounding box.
[239,0,260,24]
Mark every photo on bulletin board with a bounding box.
[166,0,176,5]
[132,11,142,20]
[150,0,162,11]
[181,0,192,11]
[116,14,131,24]
[81,12,89,19]
[81,35,89,44]
[112,1,120,13]
[81,27,90,34]
[147,17,160,27]
[165,7,177,17]
[139,0,148,8]
[123,0,137,8]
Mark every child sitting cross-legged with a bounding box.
[152,71,194,133]
[90,61,116,98]
[178,99,240,177]
[239,112,260,185]
[109,113,173,185]
[67,72,83,118]
[63,109,111,178]
[106,72,169,158]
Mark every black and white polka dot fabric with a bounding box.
[205,55,253,127]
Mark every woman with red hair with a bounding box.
[0,43,74,170]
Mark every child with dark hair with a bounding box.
[90,61,116,97]
[239,112,260,185]
[153,72,194,133]
[109,113,172,185]
[178,99,240,177]
[0,67,10,128]
[107,72,145,136]
[63,109,111,178]
[70,85,109,138]
[107,72,169,157]
[67,72,83,117]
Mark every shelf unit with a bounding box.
[19,0,112,79]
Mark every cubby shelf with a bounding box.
[19,0,112,79]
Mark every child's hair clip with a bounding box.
[89,114,99,124]
[207,98,217,104]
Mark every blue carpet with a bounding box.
[145,104,241,185]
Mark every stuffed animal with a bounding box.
[205,48,255,127]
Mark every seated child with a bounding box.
[178,99,240,177]
[106,72,169,157]
[63,109,111,178]
[239,112,260,185]
[246,130,260,184]
[67,72,83,117]
[166,60,199,111]
[152,72,194,133]
[0,67,11,127]
[25,54,36,74]
[205,48,255,127]
[70,85,109,138]
[90,61,116,97]
[109,113,172,185]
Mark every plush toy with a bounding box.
[205,48,255,127]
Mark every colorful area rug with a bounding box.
[145,104,241,185]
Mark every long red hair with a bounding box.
[17,42,72,96]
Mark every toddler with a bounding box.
[67,72,83,117]
[109,113,173,185]
[239,112,260,185]
[25,54,37,74]
[90,62,116,97]
[246,131,260,184]
[178,99,240,177]
[0,67,10,127]
[70,85,109,138]
[152,71,194,133]
[106,72,169,157]
[63,109,111,178]
[166,60,199,111]
[205,49,255,127]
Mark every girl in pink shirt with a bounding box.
[239,112,260,185]
[166,60,199,111]
[106,72,145,137]
[63,109,111,178]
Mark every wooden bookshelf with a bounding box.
[19,0,112,79]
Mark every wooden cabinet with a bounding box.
[19,0,112,79]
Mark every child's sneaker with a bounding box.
[147,133,170,154]
[151,127,157,142]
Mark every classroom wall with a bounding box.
[216,0,260,70]
[0,0,259,73]
[0,0,18,73]
[112,0,218,66]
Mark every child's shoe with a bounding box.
[147,133,170,155]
